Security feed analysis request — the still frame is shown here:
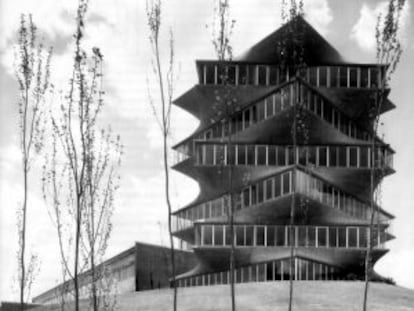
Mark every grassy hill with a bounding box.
[34,282,414,311]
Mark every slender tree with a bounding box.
[42,1,121,310]
[363,1,405,310]
[279,2,305,311]
[208,1,236,310]
[145,0,178,310]
[13,14,52,311]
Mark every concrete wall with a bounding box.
[135,242,197,291]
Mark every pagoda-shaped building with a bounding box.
[171,16,395,287]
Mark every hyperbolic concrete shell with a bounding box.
[172,16,395,286]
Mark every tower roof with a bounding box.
[236,15,345,65]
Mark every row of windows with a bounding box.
[296,170,378,221]
[199,63,384,89]
[177,258,339,287]
[172,171,292,232]
[192,82,371,145]
[197,224,387,249]
[172,169,386,233]
[196,143,393,169]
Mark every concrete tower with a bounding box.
[172,17,395,287]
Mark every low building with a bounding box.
[32,242,196,305]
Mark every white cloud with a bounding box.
[304,0,333,36]
[376,247,414,288]
[351,1,410,52]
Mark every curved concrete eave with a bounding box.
[176,247,388,279]
[310,167,394,203]
[229,108,374,146]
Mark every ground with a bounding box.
[33,281,414,311]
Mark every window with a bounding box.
[268,146,277,165]
[243,108,251,129]
[298,226,307,246]
[349,147,358,167]
[251,185,257,205]
[235,112,243,133]
[282,172,291,194]
[359,227,367,248]
[238,65,248,85]
[309,67,317,85]
[265,179,273,200]
[217,64,225,84]
[308,227,316,247]
[276,226,285,246]
[339,67,347,87]
[317,227,327,247]
[329,228,337,247]
[329,67,339,87]
[349,67,358,87]
[323,102,332,123]
[258,66,268,85]
[257,101,266,121]
[360,147,369,167]
[267,226,276,246]
[319,67,328,86]
[370,68,379,87]
[274,175,282,197]
[257,146,267,165]
[243,188,250,207]
[256,226,265,246]
[214,226,224,246]
[308,146,317,165]
[274,93,283,113]
[298,147,308,165]
[347,227,358,247]
[227,66,236,84]
[203,226,213,245]
[257,181,264,204]
[338,227,346,247]
[277,147,286,166]
[237,145,246,165]
[329,147,338,167]
[265,98,273,118]
[269,66,278,85]
[360,67,369,87]
[319,147,328,166]
[287,146,294,165]
[246,226,254,246]
[204,145,214,165]
[338,147,347,167]
[228,145,236,165]
[236,226,245,246]
[247,145,255,164]
[224,226,232,246]
[248,65,257,84]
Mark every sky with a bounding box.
[0,0,413,301]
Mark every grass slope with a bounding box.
[35,282,414,311]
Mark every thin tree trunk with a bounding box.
[20,161,28,311]
[227,122,235,311]
[19,83,30,311]
[288,85,297,311]
[74,194,81,311]
[154,37,177,310]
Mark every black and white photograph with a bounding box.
[0,0,413,310]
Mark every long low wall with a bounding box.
[32,242,196,305]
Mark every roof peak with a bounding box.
[236,15,345,65]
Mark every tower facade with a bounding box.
[171,17,395,287]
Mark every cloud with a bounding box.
[376,247,414,288]
[303,0,333,36]
[351,1,410,52]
